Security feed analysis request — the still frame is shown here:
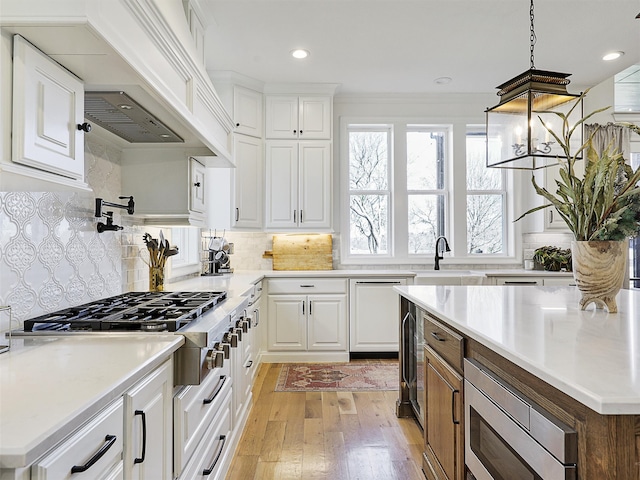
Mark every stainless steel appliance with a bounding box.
[15,290,248,387]
[464,358,577,480]
[398,297,425,428]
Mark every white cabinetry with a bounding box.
[123,360,173,480]
[232,134,263,228]
[266,279,347,360]
[122,149,209,226]
[349,278,408,352]
[265,141,331,229]
[265,96,331,140]
[10,35,88,187]
[233,86,263,138]
[31,399,124,480]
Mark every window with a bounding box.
[342,120,512,264]
[466,127,506,254]
[347,125,391,255]
[407,127,447,254]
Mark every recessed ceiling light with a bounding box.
[434,77,452,85]
[291,49,309,59]
[603,51,624,61]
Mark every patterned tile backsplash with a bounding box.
[0,138,129,322]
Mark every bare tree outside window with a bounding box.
[348,129,390,254]
[407,129,447,254]
[466,132,505,254]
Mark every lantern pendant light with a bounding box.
[485,0,583,169]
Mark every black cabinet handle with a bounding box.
[71,434,116,473]
[452,389,460,425]
[77,122,92,132]
[245,360,253,369]
[300,210,303,222]
[431,331,446,342]
[202,435,227,476]
[134,410,147,464]
[504,281,538,285]
[293,210,297,223]
[193,182,201,187]
[302,300,305,315]
[203,375,227,405]
[309,300,312,315]
[235,208,239,222]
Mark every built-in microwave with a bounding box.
[464,359,577,480]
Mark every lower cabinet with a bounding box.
[267,294,347,351]
[424,346,464,480]
[423,315,464,480]
[349,278,408,352]
[123,359,173,480]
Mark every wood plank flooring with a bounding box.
[226,361,425,480]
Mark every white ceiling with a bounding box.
[203,0,640,96]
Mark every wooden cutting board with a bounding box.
[271,234,333,270]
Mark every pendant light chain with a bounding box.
[530,0,536,69]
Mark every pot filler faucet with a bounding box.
[95,196,135,233]
[434,236,450,270]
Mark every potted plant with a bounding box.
[517,94,640,312]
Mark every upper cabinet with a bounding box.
[265,96,331,140]
[233,134,263,229]
[121,148,212,227]
[234,86,263,138]
[9,35,88,188]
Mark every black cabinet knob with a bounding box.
[194,182,201,187]
[77,122,92,132]
[236,123,240,127]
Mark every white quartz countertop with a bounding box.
[0,335,184,468]
[395,285,640,415]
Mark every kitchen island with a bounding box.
[396,284,640,479]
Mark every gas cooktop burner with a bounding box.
[23,291,227,333]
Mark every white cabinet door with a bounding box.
[299,141,331,228]
[265,95,331,140]
[123,360,173,480]
[233,135,263,228]
[543,277,577,286]
[265,141,298,228]
[265,96,299,139]
[233,86,263,138]
[299,96,331,140]
[12,35,85,181]
[267,294,306,350]
[190,158,206,214]
[349,278,408,352]
[307,294,347,351]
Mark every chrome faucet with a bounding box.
[434,236,450,270]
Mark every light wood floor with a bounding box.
[226,361,425,480]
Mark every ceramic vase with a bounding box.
[149,266,165,292]
[571,239,628,313]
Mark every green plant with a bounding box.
[533,246,572,271]
[516,93,640,241]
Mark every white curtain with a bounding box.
[585,123,631,161]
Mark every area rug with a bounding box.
[275,363,398,392]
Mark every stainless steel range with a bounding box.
[15,290,249,387]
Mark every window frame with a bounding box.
[340,117,518,266]
[465,126,509,256]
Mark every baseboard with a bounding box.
[350,351,399,360]
[260,351,350,363]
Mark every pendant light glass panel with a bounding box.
[486,87,583,170]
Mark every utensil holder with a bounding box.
[149,266,165,292]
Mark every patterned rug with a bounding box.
[275,363,398,392]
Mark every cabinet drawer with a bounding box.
[267,278,347,294]
[424,315,464,374]
[174,362,231,476]
[493,276,541,285]
[180,391,233,480]
[32,398,123,480]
